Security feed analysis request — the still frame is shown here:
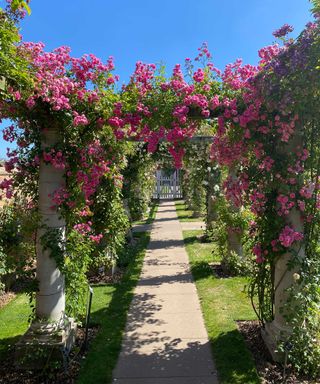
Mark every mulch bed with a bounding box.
[88,267,124,285]
[237,320,318,384]
[0,326,99,384]
[0,292,16,309]
[209,263,232,278]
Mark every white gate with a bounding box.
[153,169,182,200]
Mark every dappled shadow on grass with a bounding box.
[190,261,214,281]
[210,329,260,384]
[76,232,150,384]
[183,235,199,245]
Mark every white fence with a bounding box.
[153,169,183,200]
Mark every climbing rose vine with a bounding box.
[0,3,319,374]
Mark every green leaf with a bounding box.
[22,1,31,15]
[10,0,31,15]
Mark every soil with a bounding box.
[0,326,99,384]
[237,320,319,384]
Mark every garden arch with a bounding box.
[0,2,319,376]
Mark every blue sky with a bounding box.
[0,0,313,158]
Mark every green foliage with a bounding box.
[208,193,254,276]
[41,227,92,320]
[182,141,211,217]
[310,0,320,15]
[280,242,320,377]
[9,0,31,14]
[0,8,32,95]
[0,245,6,292]
[122,144,156,221]
[64,231,93,320]
[247,21,320,375]
[90,175,129,270]
[221,250,253,277]
[0,203,37,292]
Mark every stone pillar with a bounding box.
[206,195,218,232]
[226,167,243,259]
[262,130,305,361]
[36,127,66,321]
[123,198,134,245]
[205,167,219,233]
[16,126,76,368]
[156,169,161,199]
[227,226,244,258]
[262,207,304,360]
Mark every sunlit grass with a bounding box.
[0,293,30,360]
[175,200,205,222]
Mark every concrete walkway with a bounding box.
[132,220,204,233]
[112,201,218,384]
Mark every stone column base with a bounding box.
[192,210,202,218]
[15,317,77,370]
[261,320,292,362]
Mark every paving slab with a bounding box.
[130,292,201,314]
[112,200,218,383]
[124,312,209,339]
[114,338,215,378]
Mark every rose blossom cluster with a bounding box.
[18,42,116,125]
[207,25,318,264]
[278,226,304,248]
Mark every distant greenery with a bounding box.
[0,3,32,95]
[132,201,158,227]
[183,229,260,384]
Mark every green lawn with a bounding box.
[0,293,30,360]
[183,230,260,384]
[175,200,205,222]
[0,294,31,360]
[77,232,150,384]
